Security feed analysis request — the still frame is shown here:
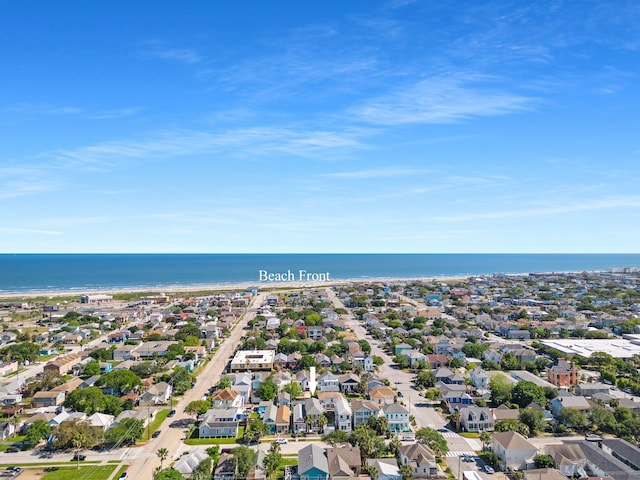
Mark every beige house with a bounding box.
[492,431,538,471]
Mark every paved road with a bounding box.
[323,288,481,457]
[125,292,267,480]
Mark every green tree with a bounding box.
[233,446,257,479]
[479,431,491,452]
[349,426,385,464]
[368,465,379,480]
[25,420,51,448]
[557,408,589,430]
[388,436,402,458]
[519,408,547,435]
[53,420,101,451]
[415,428,448,457]
[257,378,278,401]
[450,410,461,432]
[218,376,232,389]
[489,374,513,406]
[185,400,212,418]
[482,451,500,468]
[534,454,555,468]
[96,370,142,395]
[590,406,617,433]
[322,430,350,446]
[282,381,302,399]
[400,463,414,480]
[157,447,169,470]
[415,370,435,389]
[89,347,114,361]
[175,324,202,342]
[244,418,269,444]
[64,386,123,415]
[263,442,282,480]
[82,360,101,377]
[495,419,529,437]
[104,418,144,446]
[155,469,186,480]
[511,381,547,409]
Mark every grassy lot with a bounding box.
[184,426,245,445]
[140,408,171,442]
[41,465,118,480]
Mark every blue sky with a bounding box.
[1,0,639,253]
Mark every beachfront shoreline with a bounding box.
[0,276,470,300]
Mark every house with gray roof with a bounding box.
[399,443,438,478]
[199,407,241,438]
[459,406,494,432]
[367,458,401,480]
[298,444,329,480]
[383,402,410,433]
[492,431,538,470]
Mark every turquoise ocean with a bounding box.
[1,254,639,294]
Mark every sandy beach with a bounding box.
[0,276,468,300]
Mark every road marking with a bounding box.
[445,451,477,457]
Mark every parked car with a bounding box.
[119,473,128,480]
[275,438,288,444]
[483,465,495,474]
[152,430,161,438]
[72,454,87,461]
[167,410,176,417]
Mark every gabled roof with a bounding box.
[298,444,329,475]
[212,388,239,401]
[492,431,537,451]
[400,443,436,464]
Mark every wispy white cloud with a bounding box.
[1,103,139,120]
[429,195,640,223]
[0,227,61,235]
[141,43,202,64]
[322,167,431,179]
[35,125,370,172]
[1,103,83,116]
[0,166,57,199]
[87,108,140,120]
[352,73,535,125]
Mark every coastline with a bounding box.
[0,275,469,301]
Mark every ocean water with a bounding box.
[0,254,639,294]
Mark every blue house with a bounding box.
[298,444,329,480]
[99,362,113,374]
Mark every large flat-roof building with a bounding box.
[541,339,640,359]
[229,350,275,372]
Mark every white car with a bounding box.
[275,438,288,444]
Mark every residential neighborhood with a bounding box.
[1,268,640,479]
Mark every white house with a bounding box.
[367,458,401,480]
[492,431,538,471]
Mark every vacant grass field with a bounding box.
[41,465,118,480]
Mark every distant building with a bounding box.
[80,294,113,304]
[547,359,578,388]
[230,350,275,372]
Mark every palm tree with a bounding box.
[317,414,328,433]
[72,432,86,469]
[400,464,414,480]
[479,431,491,452]
[368,465,379,480]
[450,409,461,432]
[157,447,169,470]
[304,414,314,433]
